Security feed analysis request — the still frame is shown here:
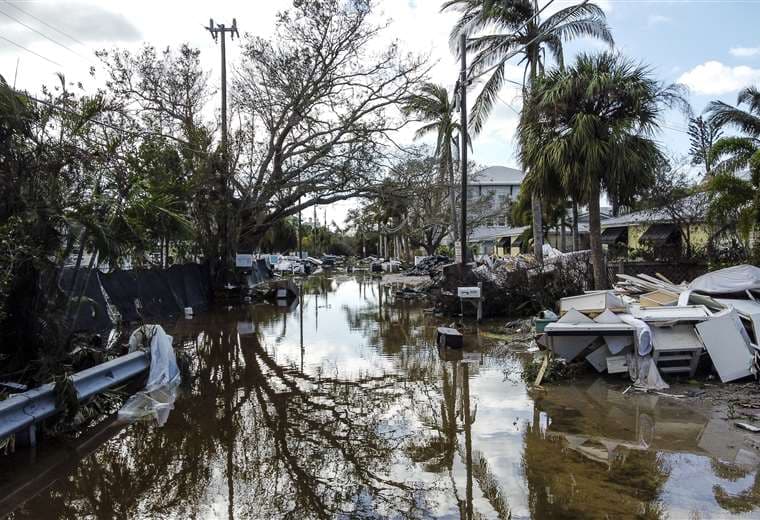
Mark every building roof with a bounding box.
[469,225,528,243]
[600,194,708,227]
[470,166,525,186]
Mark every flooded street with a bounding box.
[3,275,760,519]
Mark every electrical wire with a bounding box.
[0,34,60,66]
[2,0,88,48]
[0,7,92,62]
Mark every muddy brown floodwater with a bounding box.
[2,275,760,519]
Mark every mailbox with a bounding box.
[457,286,481,299]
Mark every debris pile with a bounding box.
[430,250,593,318]
[537,264,760,389]
[405,255,450,277]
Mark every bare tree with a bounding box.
[232,0,429,257]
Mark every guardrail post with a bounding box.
[15,424,37,448]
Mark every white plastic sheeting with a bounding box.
[689,264,760,294]
[628,354,669,391]
[618,314,653,356]
[118,325,180,426]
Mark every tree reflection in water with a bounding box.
[7,275,760,519]
[11,300,431,519]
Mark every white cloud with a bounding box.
[677,60,760,95]
[730,46,760,57]
[647,14,671,26]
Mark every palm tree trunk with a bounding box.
[588,183,606,289]
[572,200,580,251]
[527,49,544,263]
[560,213,567,252]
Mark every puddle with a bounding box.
[1,275,759,519]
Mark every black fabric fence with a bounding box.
[63,263,213,332]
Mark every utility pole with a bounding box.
[298,172,303,259]
[205,18,239,269]
[459,33,469,268]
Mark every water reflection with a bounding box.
[2,275,760,519]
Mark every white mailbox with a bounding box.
[457,286,481,299]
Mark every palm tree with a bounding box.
[705,86,760,258]
[521,52,686,288]
[443,0,613,261]
[403,83,462,241]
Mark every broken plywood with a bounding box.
[640,289,679,308]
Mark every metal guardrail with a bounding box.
[0,351,149,445]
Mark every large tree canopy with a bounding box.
[232,0,429,251]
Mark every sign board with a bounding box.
[458,286,481,299]
[235,254,254,268]
[454,241,462,263]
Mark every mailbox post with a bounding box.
[458,283,483,322]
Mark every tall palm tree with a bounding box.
[443,0,613,261]
[705,86,760,258]
[403,83,462,240]
[521,52,685,288]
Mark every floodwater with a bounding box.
[2,275,760,519]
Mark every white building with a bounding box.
[467,165,525,228]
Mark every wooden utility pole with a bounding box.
[205,18,238,158]
[459,33,469,267]
[205,18,239,268]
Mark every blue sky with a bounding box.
[469,0,760,167]
[1,0,759,222]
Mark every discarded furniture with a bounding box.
[696,309,755,382]
[650,324,703,378]
[559,291,625,315]
[640,289,679,308]
[632,305,711,323]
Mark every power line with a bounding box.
[2,0,88,48]
[0,35,60,66]
[0,7,91,62]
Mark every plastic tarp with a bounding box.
[618,314,653,356]
[689,264,760,294]
[628,354,669,391]
[118,325,180,426]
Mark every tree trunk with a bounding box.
[531,192,544,262]
[572,200,580,252]
[527,51,543,264]
[588,183,606,290]
[560,212,567,252]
